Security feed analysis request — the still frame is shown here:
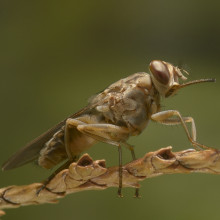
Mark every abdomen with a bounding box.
[38,126,96,169]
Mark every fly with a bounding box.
[2,60,215,197]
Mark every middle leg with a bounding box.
[66,118,135,197]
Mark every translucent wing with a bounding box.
[2,106,92,171]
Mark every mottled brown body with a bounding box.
[38,73,160,169]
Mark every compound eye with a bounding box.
[149,60,170,85]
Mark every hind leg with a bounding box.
[37,117,89,195]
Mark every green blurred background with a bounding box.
[0,0,220,219]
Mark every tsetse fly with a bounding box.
[2,60,215,197]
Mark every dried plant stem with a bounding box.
[0,146,220,216]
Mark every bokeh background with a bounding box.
[0,0,220,219]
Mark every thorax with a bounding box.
[89,72,161,135]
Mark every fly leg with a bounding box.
[118,145,123,197]
[159,117,196,141]
[77,124,127,198]
[77,124,140,197]
[151,110,213,150]
[36,158,78,195]
[66,119,131,197]
[37,117,88,195]
[123,142,140,198]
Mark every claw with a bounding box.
[117,188,123,198]
[133,188,141,198]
